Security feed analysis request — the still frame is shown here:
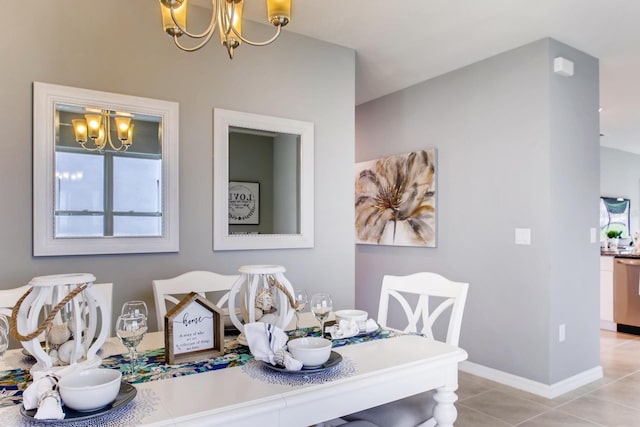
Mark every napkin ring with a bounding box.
[273,349,286,366]
[38,390,61,407]
[44,374,60,390]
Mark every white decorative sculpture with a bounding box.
[11,273,109,372]
[228,265,296,344]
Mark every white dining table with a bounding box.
[0,317,468,427]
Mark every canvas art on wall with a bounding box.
[355,149,437,247]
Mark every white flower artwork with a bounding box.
[355,149,437,247]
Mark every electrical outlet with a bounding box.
[559,324,566,342]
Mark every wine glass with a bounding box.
[0,329,8,360]
[115,313,147,381]
[0,313,9,336]
[310,293,333,338]
[121,301,148,318]
[293,289,308,337]
[121,301,148,363]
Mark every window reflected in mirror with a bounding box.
[55,106,163,238]
[33,82,179,256]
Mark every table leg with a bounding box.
[432,384,458,427]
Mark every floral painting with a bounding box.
[355,149,436,247]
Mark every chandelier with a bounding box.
[158,0,292,59]
[71,111,133,153]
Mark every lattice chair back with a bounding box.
[377,272,468,346]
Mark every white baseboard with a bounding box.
[600,320,617,331]
[459,361,603,399]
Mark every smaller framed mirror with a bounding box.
[33,82,179,256]
[213,108,314,250]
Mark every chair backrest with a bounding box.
[152,271,240,331]
[0,285,31,317]
[377,272,469,346]
[89,282,113,336]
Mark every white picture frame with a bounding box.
[229,181,260,225]
[33,82,180,256]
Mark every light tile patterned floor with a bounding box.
[456,330,640,427]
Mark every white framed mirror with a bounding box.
[33,82,179,256]
[213,108,314,250]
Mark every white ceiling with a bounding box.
[194,0,640,154]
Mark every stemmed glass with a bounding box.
[0,330,8,360]
[115,313,147,381]
[293,289,308,337]
[0,314,9,337]
[310,293,333,338]
[121,301,148,318]
[121,301,148,364]
[0,315,8,360]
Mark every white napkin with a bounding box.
[35,391,64,420]
[327,319,379,339]
[23,364,80,419]
[244,322,303,371]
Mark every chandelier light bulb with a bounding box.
[85,114,102,140]
[72,111,134,153]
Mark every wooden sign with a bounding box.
[164,292,224,365]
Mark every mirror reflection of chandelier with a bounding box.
[71,110,133,153]
[158,0,292,59]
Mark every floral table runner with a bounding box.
[0,326,399,407]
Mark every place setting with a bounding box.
[241,309,357,385]
[4,279,157,426]
[241,290,371,386]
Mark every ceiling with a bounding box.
[193,0,640,154]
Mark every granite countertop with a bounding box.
[601,249,640,258]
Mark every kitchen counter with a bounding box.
[601,249,640,258]
[614,253,640,259]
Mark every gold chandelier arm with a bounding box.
[230,24,282,47]
[170,2,218,40]
[172,29,217,52]
[107,139,130,152]
[221,2,282,47]
[78,142,103,153]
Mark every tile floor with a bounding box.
[455,330,640,426]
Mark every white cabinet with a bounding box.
[600,256,616,330]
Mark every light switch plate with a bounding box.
[590,227,597,243]
[515,228,531,245]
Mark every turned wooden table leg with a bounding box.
[432,384,459,426]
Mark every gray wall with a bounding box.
[229,133,275,234]
[548,41,600,382]
[2,1,355,331]
[355,39,600,384]
[273,134,300,234]
[600,147,640,237]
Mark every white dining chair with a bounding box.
[152,271,240,331]
[89,282,113,336]
[341,272,469,427]
[0,284,31,317]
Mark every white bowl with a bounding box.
[59,368,122,412]
[334,309,368,323]
[287,337,332,367]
